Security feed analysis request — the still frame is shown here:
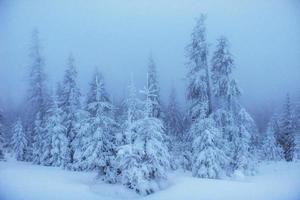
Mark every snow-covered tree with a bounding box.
[59,55,81,169]
[0,110,5,161]
[190,117,229,178]
[186,15,212,120]
[232,125,253,176]
[126,77,142,123]
[116,80,142,190]
[147,56,161,118]
[25,29,49,162]
[164,87,185,169]
[279,94,295,161]
[40,95,58,166]
[121,77,142,144]
[211,36,241,112]
[71,110,90,171]
[232,109,256,175]
[261,117,283,161]
[11,119,27,161]
[165,87,184,142]
[294,93,300,160]
[117,81,170,195]
[32,112,44,164]
[44,96,67,167]
[210,36,257,176]
[80,71,117,181]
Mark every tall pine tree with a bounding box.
[211,36,256,175]
[279,94,295,161]
[164,87,185,169]
[186,16,229,178]
[211,36,240,111]
[81,71,117,181]
[147,56,161,118]
[26,29,49,162]
[44,95,67,167]
[186,15,212,120]
[59,55,81,169]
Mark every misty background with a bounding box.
[0,0,300,131]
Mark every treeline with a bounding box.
[0,15,300,195]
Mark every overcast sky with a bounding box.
[0,0,299,111]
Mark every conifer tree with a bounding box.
[32,112,44,164]
[211,36,257,175]
[233,109,256,175]
[147,56,161,118]
[164,87,184,162]
[262,117,283,161]
[0,111,5,161]
[72,109,90,171]
[211,36,240,111]
[279,94,295,161]
[25,30,49,161]
[59,55,81,169]
[81,71,117,181]
[116,79,142,190]
[121,77,142,144]
[294,93,300,160]
[186,15,212,120]
[185,16,235,178]
[165,87,184,141]
[117,78,170,195]
[44,96,67,167]
[11,119,27,161]
[190,117,229,178]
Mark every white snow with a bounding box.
[1,159,300,200]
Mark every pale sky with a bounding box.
[0,0,299,112]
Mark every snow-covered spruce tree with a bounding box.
[233,109,256,175]
[164,87,184,169]
[40,94,57,166]
[179,112,193,171]
[116,78,142,190]
[72,109,90,171]
[190,117,229,178]
[32,112,44,164]
[44,95,67,167]
[59,55,81,169]
[211,36,240,112]
[117,79,170,195]
[81,71,117,181]
[121,77,142,144]
[211,36,257,175]
[25,29,49,162]
[11,119,27,161]
[261,116,283,161]
[185,15,215,173]
[147,56,162,118]
[279,94,295,161]
[186,14,212,121]
[0,110,5,161]
[294,94,300,160]
[165,87,184,143]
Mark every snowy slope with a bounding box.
[0,160,300,200]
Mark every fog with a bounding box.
[0,0,300,118]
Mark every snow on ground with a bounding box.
[0,159,300,200]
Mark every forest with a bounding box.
[0,13,300,200]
